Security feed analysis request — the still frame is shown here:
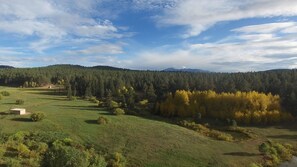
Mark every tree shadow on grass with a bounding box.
[100,112,113,115]
[267,134,297,140]
[0,112,10,115]
[11,117,32,122]
[223,152,260,157]
[2,102,16,105]
[84,120,98,124]
[26,88,65,96]
[55,104,99,111]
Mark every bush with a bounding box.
[16,99,24,105]
[109,101,119,109]
[43,139,107,167]
[178,120,233,141]
[43,142,90,167]
[249,163,263,167]
[258,141,295,166]
[31,113,45,122]
[113,108,125,115]
[97,116,108,125]
[232,119,237,127]
[17,143,31,157]
[139,99,148,106]
[107,152,127,167]
[89,97,99,103]
[69,96,77,101]
[1,91,10,96]
[3,159,21,167]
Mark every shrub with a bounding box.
[43,139,107,167]
[249,163,263,167]
[258,141,295,166]
[89,97,99,103]
[259,142,271,154]
[113,108,125,115]
[107,152,127,167]
[31,113,45,122]
[139,99,148,106]
[178,120,233,141]
[4,159,21,167]
[69,96,77,101]
[97,116,108,125]
[1,91,10,96]
[17,143,31,157]
[43,142,90,167]
[109,101,119,109]
[232,119,237,127]
[16,99,24,105]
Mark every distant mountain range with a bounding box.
[46,64,128,71]
[0,64,293,73]
[162,68,210,73]
[0,65,14,69]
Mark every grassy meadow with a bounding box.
[0,86,297,167]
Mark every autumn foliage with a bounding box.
[157,90,294,125]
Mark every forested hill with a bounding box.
[162,67,209,73]
[0,65,14,69]
[46,64,126,71]
[0,65,296,115]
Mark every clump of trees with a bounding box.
[0,131,121,167]
[258,141,296,167]
[43,138,107,167]
[157,90,294,125]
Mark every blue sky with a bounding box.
[1,0,297,72]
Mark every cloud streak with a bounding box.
[159,0,297,37]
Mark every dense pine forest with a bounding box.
[0,65,296,118]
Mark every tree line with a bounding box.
[0,65,296,116]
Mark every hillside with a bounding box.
[0,65,14,69]
[1,86,297,166]
[162,68,209,73]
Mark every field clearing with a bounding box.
[0,86,297,167]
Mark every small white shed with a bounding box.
[10,108,26,115]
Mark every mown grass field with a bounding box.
[0,86,297,167]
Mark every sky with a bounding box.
[1,0,297,72]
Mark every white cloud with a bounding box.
[0,0,127,52]
[67,43,124,55]
[233,22,297,34]
[0,47,24,56]
[159,0,297,37]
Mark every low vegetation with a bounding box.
[0,131,124,167]
[113,108,125,115]
[178,120,234,141]
[0,91,10,96]
[31,113,45,122]
[258,141,296,167]
[97,116,108,124]
[16,99,25,105]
